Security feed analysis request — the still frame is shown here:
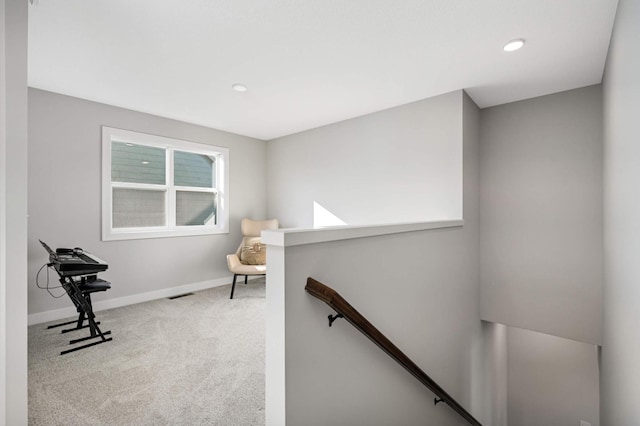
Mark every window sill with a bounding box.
[102,226,228,241]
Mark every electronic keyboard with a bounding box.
[40,240,108,276]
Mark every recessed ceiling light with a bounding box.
[503,39,525,52]
[232,83,248,92]
[141,161,150,165]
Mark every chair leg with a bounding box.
[244,275,248,285]
[230,274,238,299]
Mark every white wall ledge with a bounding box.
[261,219,463,247]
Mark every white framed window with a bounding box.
[102,126,229,241]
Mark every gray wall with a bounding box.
[267,94,504,425]
[480,85,603,345]
[1,0,29,423]
[279,228,482,425]
[475,321,508,426]
[466,94,508,426]
[28,89,267,316]
[267,90,463,228]
[507,327,599,426]
[601,0,640,423]
[465,92,508,426]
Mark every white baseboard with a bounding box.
[28,274,263,326]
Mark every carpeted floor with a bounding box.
[28,278,265,426]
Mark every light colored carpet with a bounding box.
[29,278,265,426]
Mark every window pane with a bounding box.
[113,188,166,228]
[112,141,166,185]
[176,191,216,226]
[174,151,215,188]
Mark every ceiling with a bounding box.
[28,0,618,140]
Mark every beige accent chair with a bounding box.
[227,218,279,299]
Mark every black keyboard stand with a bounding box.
[52,275,112,355]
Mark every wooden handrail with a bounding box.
[305,277,482,426]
